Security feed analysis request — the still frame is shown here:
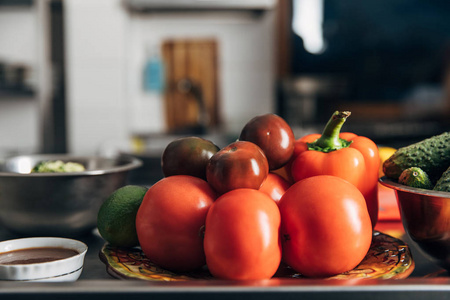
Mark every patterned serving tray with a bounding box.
[99,231,414,281]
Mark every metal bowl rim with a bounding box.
[0,154,143,177]
[379,176,450,198]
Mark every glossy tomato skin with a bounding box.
[161,136,220,180]
[204,189,282,280]
[239,114,295,170]
[135,175,217,272]
[278,175,372,278]
[259,173,291,204]
[206,141,269,195]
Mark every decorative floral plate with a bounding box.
[99,231,414,281]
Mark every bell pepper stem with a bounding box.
[308,111,352,152]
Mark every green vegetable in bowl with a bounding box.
[398,167,433,190]
[433,166,450,192]
[31,160,85,173]
[383,132,450,181]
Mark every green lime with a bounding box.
[97,185,148,247]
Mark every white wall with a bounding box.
[0,1,277,156]
[0,7,39,156]
[65,0,276,155]
[64,0,129,155]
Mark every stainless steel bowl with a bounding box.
[0,154,142,237]
[379,176,450,270]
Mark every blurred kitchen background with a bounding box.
[1,0,450,166]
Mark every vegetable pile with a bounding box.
[383,132,450,192]
[98,111,379,280]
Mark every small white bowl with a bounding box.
[0,237,87,282]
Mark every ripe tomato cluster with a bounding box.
[136,113,375,280]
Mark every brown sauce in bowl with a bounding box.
[0,247,79,265]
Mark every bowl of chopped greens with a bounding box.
[0,154,142,236]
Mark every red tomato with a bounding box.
[259,173,291,204]
[135,175,217,272]
[278,175,372,278]
[239,114,295,170]
[204,189,282,280]
[206,141,269,195]
[271,165,292,183]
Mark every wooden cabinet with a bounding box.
[162,39,219,133]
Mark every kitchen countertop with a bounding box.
[0,220,449,299]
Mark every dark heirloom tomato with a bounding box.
[206,141,269,195]
[161,136,219,180]
[204,189,282,280]
[239,114,295,170]
[278,175,372,278]
[135,175,217,272]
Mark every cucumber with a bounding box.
[398,167,433,190]
[433,166,450,192]
[383,132,450,181]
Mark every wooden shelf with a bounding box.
[0,0,33,7]
[0,88,35,100]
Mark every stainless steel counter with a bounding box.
[0,221,449,300]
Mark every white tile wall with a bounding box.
[0,8,39,156]
[0,100,39,155]
[0,8,36,64]
[65,0,129,154]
